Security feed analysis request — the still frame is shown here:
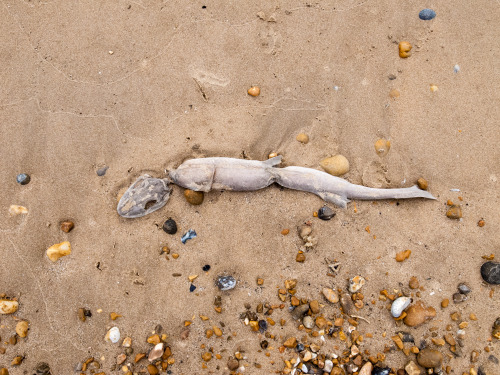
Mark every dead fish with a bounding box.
[276,166,436,208]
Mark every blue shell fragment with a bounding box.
[181,229,197,244]
[419,8,436,20]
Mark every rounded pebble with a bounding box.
[481,262,500,285]
[417,349,443,368]
[399,41,412,58]
[391,297,411,318]
[296,133,309,144]
[247,86,260,97]
[162,218,177,234]
[216,275,236,291]
[35,363,51,375]
[184,189,204,205]
[227,358,239,371]
[322,288,339,303]
[374,139,391,156]
[96,166,109,176]
[419,8,436,20]
[16,173,30,185]
[202,264,211,272]
[358,362,373,375]
[0,299,18,315]
[348,276,365,293]
[318,206,335,221]
[15,321,29,338]
[403,301,436,327]
[291,304,310,320]
[60,221,74,233]
[446,205,462,219]
[303,315,315,329]
[457,283,471,294]
[0,368,8,375]
[320,155,350,176]
[105,326,120,343]
[372,367,390,375]
[417,178,428,190]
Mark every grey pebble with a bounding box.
[457,283,471,294]
[216,275,236,291]
[162,218,177,234]
[96,166,109,176]
[453,292,467,303]
[481,261,500,285]
[419,8,436,20]
[318,206,335,220]
[291,304,310,320]
[388,74,397,80]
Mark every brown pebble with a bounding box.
[409,276,419,289]
[11,356,23,366]
[184,189,204,205]
[296,252,306,263]
[227,358,239,370]
[403,301,436,327]
[213,326,222,337]
[15,321,29,338]
[417,178,428,190]
[478,219,485,227]
[116,353,127,365]
[202,352,212,362]
[281,229,290,235]
[296,133,309,144]
[441,299,449,308]
[135,353,145,362]
[110,312,122,320]
[389,89,400,98]
[147,364,159,375]
[399,41,412,58]
[322,288,339,304]
[396,249,411,262]
[9,336,17,346]
[78,308,86,322]
[309,300,320,314]
[417,348,443,368]
[60,221,74,233]
[446,205,462,219]
[320,155,350,176]
[374,139,391,156]
[247,86,260,97]
[0,368,8,375]
[283,337,297,348]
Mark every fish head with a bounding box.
[117,175,171,218]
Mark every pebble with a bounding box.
[181,229,197,244]
[481,262,500,284]
[324,360,334,373]
[430,84,438,92]
[0,368,8,375]
[147,364,159,375]
[399,41,412,58]
[453,292,467,303]
[372,367,390,375]
[357,362,372,375]
[8,205,28,216]
[417,348,443,368]
[339,293,353,315]
[116,354,126,365]
[446,205,462,219]
[96,166,109,176]
[0,299,18,314]
[389,89,400,98]
[60,221,74,233]
[454,64,460,73]
[404,361,422,375]
[247,86,260,97]
[283,337,297,348]
[403,301,436,327]
[391,297,411,318]
[291,304,310,320]
[227,358,239,371]
[105,327,120,343]
[479,364,497,375]
[492,318,500,339]
[409,276,419,289]
[417,178,428,190]
[395,249,411,262]
[419,8,436,20]
[322,288,339,303]
[216,275,236,291]
[189,284,196,292]
[11,356,23,366]
[202,264,211,271]
[303,316,315,329]
[296,133,309,144]
[15,320,29,337]
[320,155,350,176]
[35,363,51,375]
[16,173,30,185]
[318,206,335,220]
[148,343,164,361]
[122,337,132,347]
[296,252,306,262]
[162,218,177,234]
[374,139,391,156]
[46,241,72,262]
[349,276,365,293]
[184,189,204,205]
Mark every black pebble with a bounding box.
[189,284,196,292]
[372,367,391,375]
[296,343,305,352]
[16,173,30,185]
[202,264,211,272]
[457,282,471,294]
[96,166,109,176]
[481,261,500,285]
[318,206,335,220]
[35,363,51,375]
[260,340,268,349]
[258,319,267,332]
[162,218,177,234]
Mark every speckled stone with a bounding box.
[419,9,436,20]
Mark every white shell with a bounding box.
[105,326,120,343]
[391,297,411,318]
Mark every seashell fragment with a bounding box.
[0,299,19,314]
[46,241,71,262]
[9,205,28,216]
[105,326,120,343]
[391,297,411,318]
[181,229,197,244]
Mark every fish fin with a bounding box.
[317,191,349,208]
[263,155,282,167]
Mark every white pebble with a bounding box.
[324,360,333,373]
[453,64,460,73]
[391,296,412,318]
[105,327,120,343]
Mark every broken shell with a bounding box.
[46,241,71,262]
[349,276,365,293]
[374,139,391,157]
[15,321,29,337]
[320,155,350,176]
[9,205,28,216]
[105,327,120,343]
[0,299,19,314]
[391,297,411,318]
[399,41,412,58]
[181,229,197,244]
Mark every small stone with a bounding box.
[283,337,297,348]
[419,8,436,20]
[441,299,449,308]
[0,299,18,314]
[216,275,236,291]
[213,326,223,336]
[105,327,120,343]
[322,288,339,303]
[227,358,239,370]
[372,367,390,375]
[320,155,350,176]
[395,249,411,262]
[146,364,159,375]
[471,350,480,363]
[8,205,28,216]
[46,241,71,262]
[358,362,373,375]
[318,206,335,220]
[247,86,260,97]
[391,297,411,318]
[389,89,400,98]
[349,276,365,293]
[298,224,312,239]
[446,205,462,219]
[281,228,290,235]
[403,301,436,327]
[35,362,51,375]
[481,262,500,285]
[453,293,467,303]
[340,292,353,315]
[303,316,314,329]
[202,352,212,362]
[430,84,439,92]
[116,354,127,365]
[409,276,419,289]
[162,218,177,234]
[148,343,164,362]
[122,337,132,347]
[374,139,391,157]
[0,368,8,375]
[16,173,30,185]
[405,361,422,375]
[324,360,334,373]
[309,300,320,314]
[184,189,204,205]
[147,334,160,345]
[291,304,309,320]
[478,219,486,227]
[60,221,74,233]
[11,356,23,366]
[15,320,29,337]
[96,166,109,176]
[110,312,122,320]
[457,283,472,294]
[417,178,428,190]
[296,252,306,262]
[296,133,309,144]
[399,41,412,58]
[417,348,443,368]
